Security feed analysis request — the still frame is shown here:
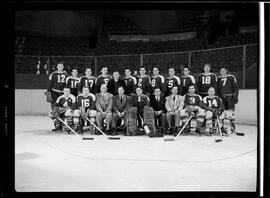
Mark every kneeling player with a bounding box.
[74,86,96,133]
[203,87,224,134]
[49,87,76,133]
[180,85,205,134]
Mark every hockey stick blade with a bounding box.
[82,137,94,140]
[215,139,222,143]
[108,136,121,140]
[235,132,245,136]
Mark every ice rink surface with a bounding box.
[15,116,257,192]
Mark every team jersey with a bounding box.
[137,75,151,95]
[165,75,182,96]
[181,74,196,95]
[54,94,76,110]
[95,75,112,93]
[65,76,79,96]
[76,93,96,111]
[151,74,166,94]
[78,76,96,94]
[47,71,68,93]
[197,73,218,95]
[217,74,238,96]
[203,96,224,110]
[183,93,202,107]
[124,76,137,95]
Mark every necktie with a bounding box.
[120,96,123,104]
[156,97,159,102]
[173,96,175,102]
[138,96,141,102]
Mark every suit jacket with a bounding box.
[95,92,113,113]
[165,94,184,112]
[113,94,130,113]
[130,94,149,111]
[150,95,165,112]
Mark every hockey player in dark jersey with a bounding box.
[73,86,96,133]
[164,67,182,97]
[197,64,218,98]
[124,68,137,96]
[49,87,76,132]
[151,67,166,96]
[203,87,224,134]
[107,70,126,96]
[181,66,196,95]
[78,68,96,94]
[65,68,79,97]
[95,66,112,93]
[217,67,239,133]
[180,84,205,134]
[46,61,68,108]
[137,67,151,97]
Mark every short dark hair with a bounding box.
[136,86,142,90]
[204,63,211,68]
[72,68,78,72]
[118,86,125,90]
[58,61,64,65]
[183,66,190,71]
[220,66,228,71]
[188,84,195,89]
[113,70,120,74]
[82,86,89,90]
[169,67,175,71]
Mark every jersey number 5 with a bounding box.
[202,76,211,84]
[168,80,173,88]
[57,75,66,83]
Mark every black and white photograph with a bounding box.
[5,1,267,195]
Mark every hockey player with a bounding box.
[151,67,166,96]
[65,68,79,97]
[203,87,224,134]
[124,68,137,96]
[180,84,205,135]
[46,61,68,108]
[78,68,96,94]
[49,87,76,132]
[73,86,96,133]
[130,86,150,132]
[197,63,218,98]
[95,66,112,93]
[107,70,126,96]
[164,67,182,97]
[217,67,239,133]
[181,66,196,96]
[137,67,151,97]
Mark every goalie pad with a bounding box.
[45,91,53,103]
[89,110,97,123]
[65,109,74,126]
[205,119,213,129]
[223,119,231,134]
[190,118,197,132]
[224,110,233,120]
[180,109,189,124]
[73,109,81,126]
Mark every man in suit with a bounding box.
[130,86,150,131]
[107,70,126,96]
[112,86,130,135]
[150,87,166,134]
[95,84,114,134]
[165,86,184,135]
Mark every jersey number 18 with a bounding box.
[202,76,211,84]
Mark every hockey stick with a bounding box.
[85,117,120,140]
[57,117,94,140]
[215,116,223,143]
[233,130,245,136]
[164,115,193,141]
[139,114,151,135]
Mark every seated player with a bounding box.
[49,87,76,133]
[165,86,184,135]
[130,86,150,133]
[181,85,205,135]
[150,87,166,134]
[112,86,130,135]
[73,86,96,134]
[202,87,224,135]
[95,84,114,134]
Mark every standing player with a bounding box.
[151,66,166,96]
[203,87,224,134]
[197,63,218,98]
[124,68,137,96]
[164,67,182,97]
[95,66,112,93]
[78,68,96,94]
[46,61,68,109]
[181,66,196,96]
[73,86,96,133]
[65,68,80,97]
[49,87,76,132]
[217,67,239,133]
[137,67,151,97]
